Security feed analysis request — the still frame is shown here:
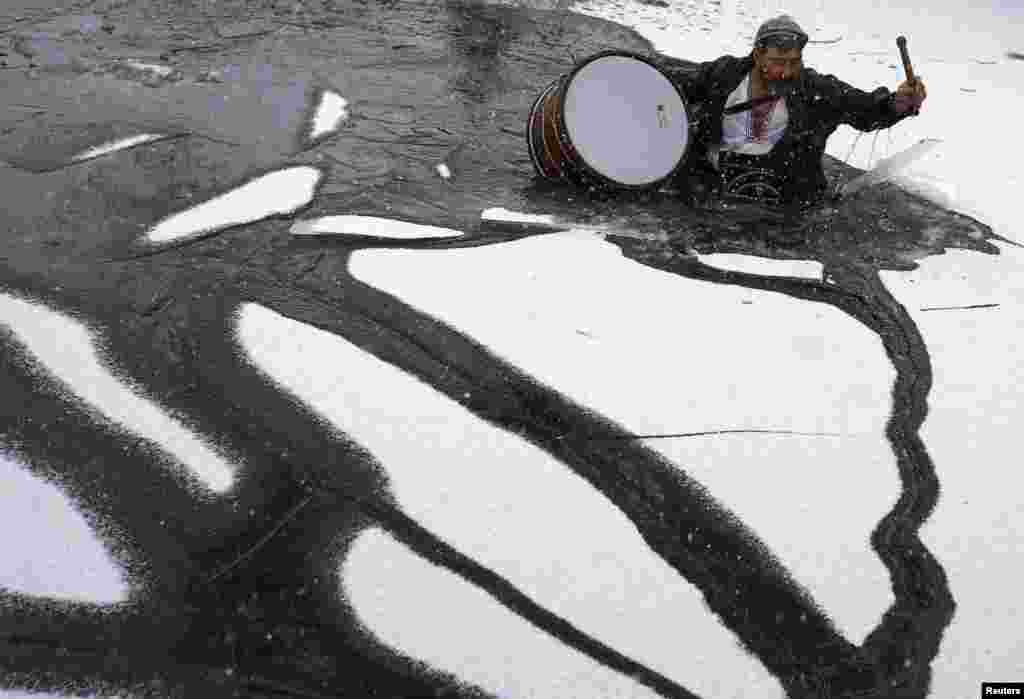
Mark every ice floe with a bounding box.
[145,166,322,244]
[289,216,463,239]
[698,253,825,279]
[310,91,349,141]
[481,207,557,225]
[72,134,166,162]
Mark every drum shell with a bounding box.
[527,77,593,186]
[526,51,691,190]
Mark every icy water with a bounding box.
[0,0,1018,698]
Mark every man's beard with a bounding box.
[766,79,797,96]
[760,65,798,96]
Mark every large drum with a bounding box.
[527,51,691,190]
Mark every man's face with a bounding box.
[756,47,803,89]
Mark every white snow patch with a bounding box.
[839,138,942,196]
[310,91,349,140]
[145,166,322,244]
[124,61,174,77]
[699,253,824,279]
[235,302,785,698]
[435,163,451,180]
[889,172,961,210]
[0,451,128,603]
[289,216,463,239]
[73,134,165,162]
[0,292,235,493]
[481,207,557,225]
[348,233,899,643]
[343,528,664,699]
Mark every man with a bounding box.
[659,14,928,208]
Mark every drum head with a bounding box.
[563,54,689,187]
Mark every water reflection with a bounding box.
[445,0,523,104]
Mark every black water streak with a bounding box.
[205,494,316,585]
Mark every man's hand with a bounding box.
[893,77,927,113]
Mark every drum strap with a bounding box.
[723,94,781,115]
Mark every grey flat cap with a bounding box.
[754,14,809,48]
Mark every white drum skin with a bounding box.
[562,54,690,187]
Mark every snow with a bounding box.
[349,232,898,645]
[343,528,664,699]
[123,62,174,78]
[436,163,452,179]
[72,134,166,163]
[481,207,557,225]
[838,137,942,196]
[0,451,128,603]
[235,302,785,697]
[699,252,824,279]
[0,292,235,493]
[145,166,322,244]
[309,91,349,140]
[289,215,463,239]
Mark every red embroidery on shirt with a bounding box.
[749,98,779,143]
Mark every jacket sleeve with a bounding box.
[651,55,721,105]
[810,71,911,132]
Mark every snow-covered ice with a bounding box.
[481,207,558,225]
[72,134,166,163]
[145,166,322,244]
[698,252,824,279]
[344,528,665,699]
[0,292,236,493]
[123,62,175,78]
[349,232,898,644]
[0,451,128,603]
[235,301,785,698]
[290,215,463,239]
[310,91,349,141]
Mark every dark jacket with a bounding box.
[654,53,913,204]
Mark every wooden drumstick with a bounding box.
[896,36,917,85]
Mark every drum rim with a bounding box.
[527,79,563,179]
[558,50,692,190]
